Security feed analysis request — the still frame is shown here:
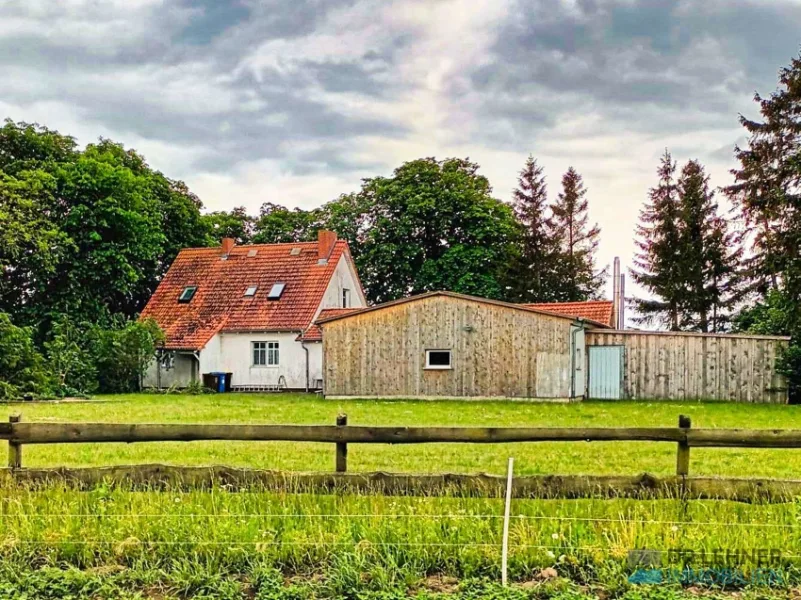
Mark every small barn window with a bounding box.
[425,350,452,370]
[342,288,351,308]
[253,341,279,366]
[268,283,286,300]
[178,286,197,303]
[244,286,258,297]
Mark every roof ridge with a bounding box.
[178,239,350,252]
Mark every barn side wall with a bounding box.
[322,295,577,399]
[586,330,789,403]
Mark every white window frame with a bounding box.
[342,288,351,308]
[244,285,258,297]
[425,349,452,370]
[252,341,280,367]
[268,282,286,300]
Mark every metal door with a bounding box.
[588,346,624,399]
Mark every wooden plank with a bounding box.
[3,465,801,503]
[687,429,801,448]
[7,423,689,444]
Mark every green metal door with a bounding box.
[588,346,624,399]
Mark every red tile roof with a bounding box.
[299,308,364,342]
[141,240,353,350]
[524,301,614,327]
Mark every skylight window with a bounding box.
[178,286,197,303]
[244,286,258,297]
[268,282,286,300]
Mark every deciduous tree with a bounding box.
[351,158,518,303]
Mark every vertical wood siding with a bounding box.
[322,295,575,399]
[586,331,789,403]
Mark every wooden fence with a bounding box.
[4,414,801,502]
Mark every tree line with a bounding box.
[202,157,605,305]
[1,52,800,399]
[632,53,801,399]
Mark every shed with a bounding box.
[585,329,790,403]
[318,291,595,400]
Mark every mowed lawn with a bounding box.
[3,393,801,477]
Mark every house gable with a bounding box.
[141,232,359,350]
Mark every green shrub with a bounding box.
[93,317,164,393]
[43,316,164,396]
[0,312,52,399]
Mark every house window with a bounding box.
[425,350,452,370]
[268,282,286,300]
[342,288,351,308]
[178,286,197,303]
[253,342,279,366]
[244,286,258,297]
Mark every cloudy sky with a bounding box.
[2,0,800,298]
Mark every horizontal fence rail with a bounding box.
[6,414,801,501]
[5,418,801,448]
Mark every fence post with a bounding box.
[335,413,348,473]
[676,415,691,477]
[8,414,21,470]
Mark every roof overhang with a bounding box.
[316,291,604,327]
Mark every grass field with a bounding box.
[2,392,800,477]
[3,393,801,598]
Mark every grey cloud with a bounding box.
[466,0,801,147]
[0,0,408,176]
[177,0,251,45]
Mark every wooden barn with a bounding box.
[318,291,595,400]
[586,330,789,403]
[318,291,790,403]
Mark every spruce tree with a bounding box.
[549,167,604,301]
[725,52,801,302]
[677,160,741,332]
[507,156,560,302]
[631,151,684,330]
[725,52,801,400]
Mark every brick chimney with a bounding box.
[221,237,236,256]
[317,230,337,263]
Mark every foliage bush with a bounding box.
[0,313,52,399]
[92,317,164,393]
[0,311,163,399]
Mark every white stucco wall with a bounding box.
[143,353,196,388]
[199,334,221,374]
[214,332,322,389]
[319,254,367,310]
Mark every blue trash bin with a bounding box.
[210,372,227,393]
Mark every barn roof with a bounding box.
[316,291,610,328]
[524,301,615,327]
[141,238,354,350]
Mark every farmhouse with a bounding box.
[141,230,366,391]
[318,292,790,403]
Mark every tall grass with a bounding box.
[1,484,800,596]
